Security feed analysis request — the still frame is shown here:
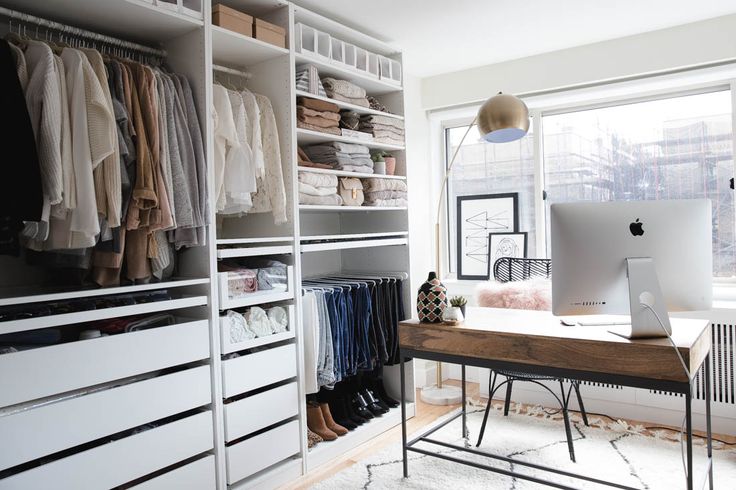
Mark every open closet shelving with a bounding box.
[0,1,414,489]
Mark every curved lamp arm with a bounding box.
[434,115,478,278]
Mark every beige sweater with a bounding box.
[82,48,121,227]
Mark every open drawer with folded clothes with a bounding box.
[217,259,294,308]
[219,304,295,354]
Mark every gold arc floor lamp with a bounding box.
[420,93,531,406]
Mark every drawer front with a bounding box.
[130,455,216,490]
[226,420,300,485]
[1,366,211,471]
[222,344,296,398]
[0,411,214,490]
[0,320,209,408]
[224,382,298,442]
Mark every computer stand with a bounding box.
[608,257,672,339]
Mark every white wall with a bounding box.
[421,13,736,110]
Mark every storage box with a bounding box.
[254,18,286,48]
[213,4,253,38]
[295,23,331,59]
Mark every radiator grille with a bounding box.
[649,323,735,404]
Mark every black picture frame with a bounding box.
[456,193,519,280]
[487,232,528,277]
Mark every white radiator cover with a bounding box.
[446,308,736,435]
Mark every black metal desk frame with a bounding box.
[399,348,713,490]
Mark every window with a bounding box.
[445,125,536,274]
[543,90,734,277]
[444,88,735,279]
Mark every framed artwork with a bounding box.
[456,193,519,280]
[487,232,528,276]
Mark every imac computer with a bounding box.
[551,199,712,338]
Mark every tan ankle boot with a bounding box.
[320,402,348,436]
[307,402,337,441]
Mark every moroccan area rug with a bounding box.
[312,403,736,489]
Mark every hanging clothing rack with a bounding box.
[213,63,253,80]
[0,6,166,57]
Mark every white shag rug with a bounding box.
[312,404,736,489]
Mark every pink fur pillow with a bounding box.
[476,277,552,311]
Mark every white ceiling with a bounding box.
[292,0,736,77]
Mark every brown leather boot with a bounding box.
[320,402,348,436]
[307,402,337,441]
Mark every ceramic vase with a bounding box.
[417,271,447,323]
[442,306,464,325]
[374,161,386,175]
[384,157,396,175]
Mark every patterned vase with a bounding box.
[417,272,447,323]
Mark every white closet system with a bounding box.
[0,1,415,489]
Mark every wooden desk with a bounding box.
[397,308,713,490]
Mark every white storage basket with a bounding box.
[330,38,345,64]
[379,55,402,85]
[367,52,380,79]
[295,23,331,59]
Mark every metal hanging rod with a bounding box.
[213,63,253,80]
[0,6,166,57]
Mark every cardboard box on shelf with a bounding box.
[254,18,286,48]
[213,4,253,38]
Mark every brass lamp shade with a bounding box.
[476,93,530,143]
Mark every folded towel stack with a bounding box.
[322,77,370,107]
[298,171,343,206]
[303,142,374,174]
[359,114,405,146]
[297,97,341,135]
[363,178,408,207]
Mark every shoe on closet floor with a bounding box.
[361,389,389,415]
[307,402,338,441]
[327,398,358,430]
[320,403,348,436]
[352,393,375,420]
[368,377,399,408]
[343,396,369,425]
[307,429,323,448]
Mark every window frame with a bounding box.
[437,74,736,289]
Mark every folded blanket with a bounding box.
[297,114,340,129]
[297,120,342,135]
[297,96,339,113]
[297,105,340,122]
[363,178,408,192]
[360,114,405,130]
[299,181,339,196]
[340,164,374,174]
[322,77,366,99]
[367,123,405,135]
[365,190,408,200]
[298,171,338,188]
[298,147,332,169]
[329,92,370,107]
[299,192,343,206]
[344,156,374,168]
[364,198,408,207]
[304,142,370,160]
[372,131,404,143]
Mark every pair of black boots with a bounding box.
[323,376,399,431]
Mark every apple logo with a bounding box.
[629,218,644,236]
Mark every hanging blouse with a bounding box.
[212,83,238,213]
[221,89,255,215]
[240,89,264,178]
[250,94,287,225]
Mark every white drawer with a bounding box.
[0,319,209,408]
[218,266,294,310]
[130,455,216,490]
[224,382,299,442]
[222,344,297,398]
[0,411,214,490]
[220,305,295,354]
[0,366,211,471]
[226,420,300,485]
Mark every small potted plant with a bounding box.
[371,151,387,175]
[450,296,467,317]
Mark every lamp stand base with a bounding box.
[420,385,462,405]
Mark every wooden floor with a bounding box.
[281,380,734,489]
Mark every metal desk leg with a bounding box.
[705,354,713,490]
[685,384,693,490]
[461,364,468,439]
[400,355,408,478]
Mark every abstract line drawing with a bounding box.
[488,232,528,273]
[456,193,519,280]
